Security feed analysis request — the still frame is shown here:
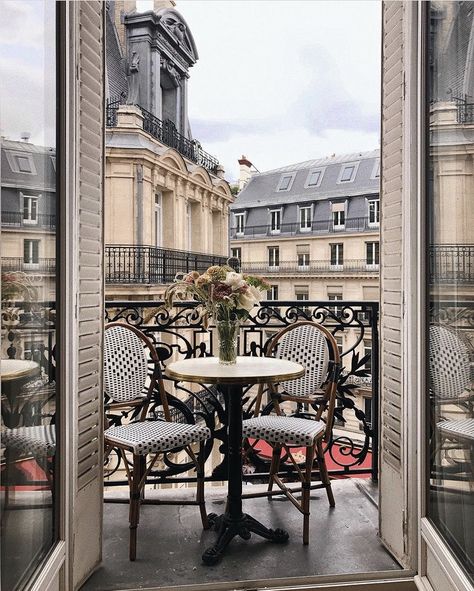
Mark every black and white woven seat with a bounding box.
[104,323,210,561]
[105,420,210,455]
[438,419,474,442]
[2,424,56,456]
[242,321,341,545]
[243,415,325,447]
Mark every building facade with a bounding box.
[105,0,233,299]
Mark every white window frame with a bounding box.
[234,212,245,236]
[299,205,312,232]
[276,172,296,192]
[268,246,279,269]
[330,243,344,268]
[366,241,380,269]
[269,208,282,234]
[304,167,325,188]
[371,158,380,179]
[297,252,310,269]
[5,150,37,175]
[24,238,40,267]
[267,284,279,300]
[332,209,345,229]
[231,247,241,260]
[21,192,40,225]
[328,292,343,316]
[337,160,360,184]
[154,193,162,247]
[368,198,380,226]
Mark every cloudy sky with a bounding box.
[0,0,56,147]
[141,0,381,181]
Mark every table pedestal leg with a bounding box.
[202,384,289,565]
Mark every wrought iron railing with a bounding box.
[230,216,379,239]
[105,245,229,284]
[106,99,220,175]
[1,258,56,274]
[1,211,56,230]
[104,300,380,485]
[453,97,474,124]
[429,245,474,283]
[238,259,379,275]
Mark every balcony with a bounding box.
[1,257,56,274]
[230,216,378,240]
[105,245,229,285]
[1,211,56,230]
[239,259,379,275]
[453,96,474,124]
[106,100,220,175]
[429,244,474,283]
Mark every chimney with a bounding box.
[238,155,253,191]
[154,0,176,10]
[114,0,137,54]
[21,132,31,142]
[216,164,225,180]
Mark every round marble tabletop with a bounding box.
[1,359,40,382]
[165,356,305,385]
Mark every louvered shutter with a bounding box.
[379,0,408,566]
[72,1,104,588]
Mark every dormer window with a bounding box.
[276,172,296,192]
[305,167,325,188]
[371,158,380,179]
[5,150,37,175]
[337,161,359,184]
[331,202,346,230]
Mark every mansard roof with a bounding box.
[1,139,56,192]
[231,149,380,210]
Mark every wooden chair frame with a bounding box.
[104,322,209,561]
[242,320,341,544]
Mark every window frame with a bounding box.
[299,205,312,232]
[330,243,344,267]
[269,208,282,234]
[5,150,38,175]
[337,161,360,184]
[368,198,380,226]
[304,167,325,188]
[234,212,245,236]
[276,172,296,192]
[268,246,280,268]
[22,192,40,225]
[366,241,380,268]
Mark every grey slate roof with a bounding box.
[1,139,56,192]
[106,6,128,101]
[231,149,379,211]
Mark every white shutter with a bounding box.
[72,1,104,588]
[379,0,407,566]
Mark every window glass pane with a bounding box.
[0,1,58,589]
[427,2,474,582]
[340,165,354,182]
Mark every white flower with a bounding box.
[247,285,263,302]
[224,271,246,290]
[237,291,257,311]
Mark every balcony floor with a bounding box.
[82,480,400,591]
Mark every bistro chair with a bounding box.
[242,321,341,544]
[104,323,210,561]
[429,325,473,478]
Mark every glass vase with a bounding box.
[216,319,239,365]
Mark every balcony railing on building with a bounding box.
[105,244,228,284]
[1,211,56,230]
[429,244,474,283]
[106,99,220,175]
[1,257,56,274]
[453,96,474,124]
[230,217,379,240]
[239,259,380,275]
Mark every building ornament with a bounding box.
[126,50,140,105]
[161,15,187,45]
[160,57,182,87]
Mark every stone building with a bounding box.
[105,0,233,299]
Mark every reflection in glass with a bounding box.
[427,1,474,583]
[0,1,58,589]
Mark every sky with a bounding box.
[140,0,381,182]
[0,0,56,147]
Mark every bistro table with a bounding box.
[1,359,40,427]
[165,356,305,565]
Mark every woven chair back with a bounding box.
[104,323,153,403]
[429,325,471,401]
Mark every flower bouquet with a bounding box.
[164,265,270,364]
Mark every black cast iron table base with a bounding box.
[202,512,289,565]
[201,384,290,565]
